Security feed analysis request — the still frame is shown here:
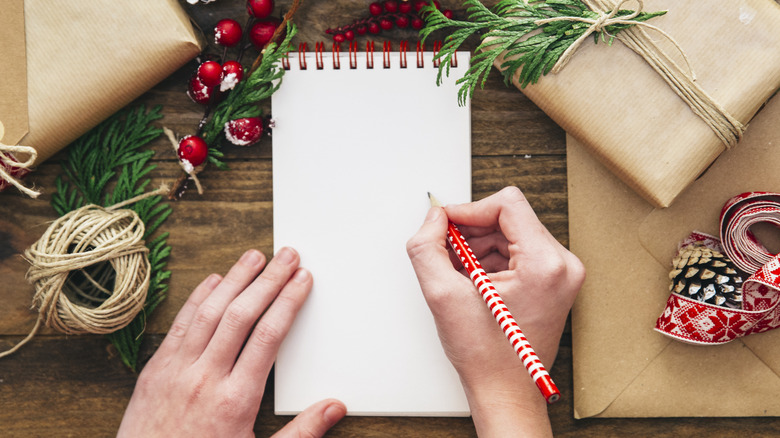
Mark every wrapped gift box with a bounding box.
[0,0,202,190]
[495,0,780,207]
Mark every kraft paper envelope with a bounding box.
[569,93,780,418]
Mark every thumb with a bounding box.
[271,399,346,438]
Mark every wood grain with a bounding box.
[1,0,778,437]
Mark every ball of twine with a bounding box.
[24,204,150,335]
[0,186,170,359]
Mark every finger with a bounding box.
[445,186,548,244]
[477,251,510,273]
[231,266,313,380]
[446,229,509,273]
[406,207,466,292]
[270,399,347,438]
[460,231,510,260]
[203,247,301,368]
[456,224,500,238]
[179,249,267,363]
[154,273,223,360]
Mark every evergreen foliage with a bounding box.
[52,105,171,371]
[420,0,666,105]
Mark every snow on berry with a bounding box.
[177,135,209,168]
[224,117,264,146]
[187,76,213,105]
[220,61,244,91]
[214,19,242,47]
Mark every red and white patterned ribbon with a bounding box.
[655,192,780,345]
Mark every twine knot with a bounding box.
[0,121,40,198]
[530,0,744,149]
[0,186,169,359]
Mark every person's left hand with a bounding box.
[118,248,346,438]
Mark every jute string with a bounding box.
[0,186,169,359]
[531,0,745,149]
[0,121,41,198]
[164,127,204,195]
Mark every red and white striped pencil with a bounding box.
[428,193,561,404]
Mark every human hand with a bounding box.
[406,187,585,436]
[118,248,346,438]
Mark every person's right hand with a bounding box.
[406,187,585,437]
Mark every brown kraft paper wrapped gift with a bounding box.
[0,0,202,191]
[496,0,780,207]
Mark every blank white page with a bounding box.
[272,50,471,416]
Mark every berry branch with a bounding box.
[168,0,302,200]
[326,0,452,42]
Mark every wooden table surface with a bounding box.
[2,1,779,436]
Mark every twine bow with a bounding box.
[0,186,168,359]
[0,121,40,198]
[531,0,744,149]
[535,0,691,77]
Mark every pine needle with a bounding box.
[420,0,666,105]
[52,105,171,372]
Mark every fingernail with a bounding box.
[323,403,346,427]
[292,268,310,283]
[276,247,296,265]
[240,249,262,266]
[424,207,441,223]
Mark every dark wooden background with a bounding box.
[1,1,778,436]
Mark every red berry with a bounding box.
[247,0,274,19]
[411,17,424,29]
[443,9,453,19]
[220,61,244,91]
[177,135,208,168]
[356,25,367,35]
[249,20,278,49]
[225,117,264,146]
[187,76,214,105]
[344,30,355,41]
[379,18,393,30]
[399,1,412,13]
[333,33,346,43]
[433,1,441,9]
[369,2,383,15]
[395,16,409,28]
[197,61,223,87]
[413,0,428,12]
[214,19,242,47]
[367,22,381,34]
[383,0,398,13]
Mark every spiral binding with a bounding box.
[283,41,457,70]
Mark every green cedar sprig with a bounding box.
[51,105,171,371]
[420,0,666,105]
[199,21,298,170]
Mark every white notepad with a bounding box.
[272,49,471,416]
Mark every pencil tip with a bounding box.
[428,192,442,208]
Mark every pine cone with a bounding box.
[669,243,743,308]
